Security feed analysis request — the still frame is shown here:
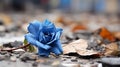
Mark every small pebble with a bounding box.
[20,52,37,62]
[0,55,5,61]
[10,56,17,62]
[101,57,120,65]
[3,41,23,48]
[0,51,8,55]
[71,59,78,62]
[32,62,38,67]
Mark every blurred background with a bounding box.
[0,0,120,43]
[0,0,120,14]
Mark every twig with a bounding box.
[1,44,30,51]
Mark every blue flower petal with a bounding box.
[46,28,63,45]
[25,19,63,56]
[25,33,51,50]
[28,20,42,37]
[54,28,63,40]
[38,31,50,44]
[42,19,56,33]
[43,19,52,25]
[50,33,55,41]
[38,47,50,57]
[55,40,63,53]
[50,47,61,55]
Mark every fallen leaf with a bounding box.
[75,49,99,56]
[96,27,116,42]
[0,14,12,26]
[55,16,64,23]
[104,43,119,56]
[63,39,99,56]
[63,44,76,54]
[72,24,87,32]
[113,32,120,40]
[70,39,88,50]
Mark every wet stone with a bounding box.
[0,52,11,61]
[32,62,38,67]
[3,41,23,48]
[0,55,6,61]
[4,53,11,59]
[100,57,120,67]
[71,59,78,62]
[0,51,8,55]
[3,43,12,48]
[87,36,104,52]
[20,56,30,62]
[20,52,37,62]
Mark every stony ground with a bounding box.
[0,51,102,67]
[0,35,119,67]
[0,13,120,67]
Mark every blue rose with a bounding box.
[25,19,63,57]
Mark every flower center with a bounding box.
[44,32,52,37]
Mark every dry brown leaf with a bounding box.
[72,24,87,32]
[104,43,119,56]
[55,16,64,23]
[63,44,76,54]
[0,14,12,26]
[75,49,99,56]
[63,39,99,56]
[97,27,116,42]
[113,32,120,40]
[70,39,88,49]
